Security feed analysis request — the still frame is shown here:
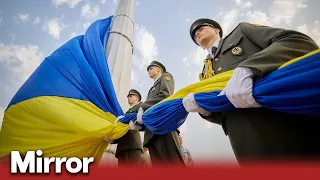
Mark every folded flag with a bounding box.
[0,16,129,162]
[119,49,320,135]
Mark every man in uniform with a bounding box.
[137,61,185,166]
[114,89,143,167]
[183,18,320,165]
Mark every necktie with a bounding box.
[211,46,218,56]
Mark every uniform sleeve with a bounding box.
[141,74,175,111]
[238,23,319,79]
[199,113,223,125]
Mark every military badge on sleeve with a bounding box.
[251,23,267,27]
[165,75,171,81]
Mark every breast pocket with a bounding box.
[221,35,261,67]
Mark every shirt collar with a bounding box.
[206,38,221,56]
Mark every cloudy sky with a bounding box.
[0,0,319,165]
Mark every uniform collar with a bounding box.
[129,102,139,108]
[206,38,221,56]
[154,75,161,83]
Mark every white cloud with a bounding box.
[52,0,82,8]
[0,43,44,82]
[113,0,118,5]
[221,9,239,35]
[18,14,29,22]
[234,0,242,5]
[136,0,140,6]
[81,3,100,19]
[42,18,67,40]
[182,47,208,68]
[182,47,208,83]
[297,3,308,8]
[185,13,190,22]
[246,11,270,25]
[131,70,138,87]
[297,20,320,45]
[132,25,158,70]
[233,0,252,8]
[213,0,308,35]
[33,16,40,24]
[181,48,211,84]
[213,1,252,35]
[242,1,252,8]
[70,32,77,38]
[82,22,90,29]
[312,21,320,44]
[183,57,187,62]
[0,106,4,129]
[212,0,309,33]
[213,8,224,21]
[101,0,106,4]
[297,24,308,34]
[0,16,3,26]
[268,0,308,26]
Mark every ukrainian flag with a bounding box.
[0,16,129,162]
[120,49,320,135]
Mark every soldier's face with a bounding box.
[195,26,219,47]
[127,95,138,105]
[147,66,161,78]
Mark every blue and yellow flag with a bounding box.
[120,49,320,135]
[0,16,129,162]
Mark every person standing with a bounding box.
[138,61,185,167]
[114,89,143,167]
[183,18,320,165]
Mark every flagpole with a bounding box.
[0,0,136,166]
[105,0,135,111]
[102,0,135,166]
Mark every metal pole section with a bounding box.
[101,0,135,166]
[105,0,135,111]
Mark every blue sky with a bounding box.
[0,0,320,165]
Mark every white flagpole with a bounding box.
[105,0,135,111]
[101,0,135,166]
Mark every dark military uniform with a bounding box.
[141,61,185,166]
[190,19,320,165]
[114,90,143,167]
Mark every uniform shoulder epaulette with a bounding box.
[165,75,171,81]
[249,23,268,27]
[163,72,173,81]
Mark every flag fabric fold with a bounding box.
[0,16,129,162]
[119,49,320,135]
